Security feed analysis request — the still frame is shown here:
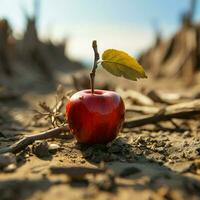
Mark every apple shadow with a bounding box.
[77,137,200,197]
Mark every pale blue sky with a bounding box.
[0,0,200,63]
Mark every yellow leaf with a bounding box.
[101,49,147,81]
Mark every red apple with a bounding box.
[66,89,125,144]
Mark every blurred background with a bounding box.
[1,0,200,62]
[2,2,200,199]
[0,0,200,92]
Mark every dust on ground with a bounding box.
[1,69,200,200]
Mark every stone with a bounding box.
[48,143,60,153]
[32,140,49,158]
[4,164,17,172]
[0,153,16,169]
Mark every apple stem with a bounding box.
[90,40,100,94]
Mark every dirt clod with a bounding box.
[32,140,49,158]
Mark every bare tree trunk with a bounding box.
[188,0,197,23]
[0,19,12,76]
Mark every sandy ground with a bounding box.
[1,70,200,200]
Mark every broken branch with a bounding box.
[124,100,200,128]
[2,100,200,154]
[0,125,70,154]
[126,105,159,115]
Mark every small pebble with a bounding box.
[48,143,60,154]
[3,164,17,172]
[183,131,191,138]
[0,153,16,168]
[32,140,49,158]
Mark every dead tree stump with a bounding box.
[0,19,12,76]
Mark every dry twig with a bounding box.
[126,105,159,114]
[2,99,200,154]
[0,125,69,154]
[124,100,200,128]
[116,88,154,106]
[33,85,72,127]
